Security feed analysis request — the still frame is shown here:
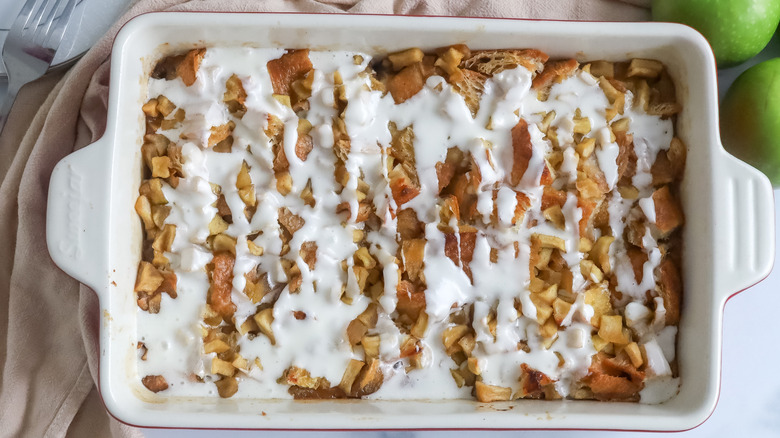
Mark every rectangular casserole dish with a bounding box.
[45,12,775,431]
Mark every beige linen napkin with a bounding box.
[0,0,649,436]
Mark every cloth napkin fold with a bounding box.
[0,0,649,436]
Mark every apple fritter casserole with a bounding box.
[134,45,684,403]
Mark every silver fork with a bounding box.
[0,0,77,135]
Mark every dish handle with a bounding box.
[715,152,775,300]
[46,138,111,291]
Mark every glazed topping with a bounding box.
[134,47,684,403]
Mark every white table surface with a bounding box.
[2,9,775,436]
[142,30,780,438]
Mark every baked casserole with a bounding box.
[133,45,684,404]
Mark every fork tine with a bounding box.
[34,0,65,46]
[28,0,52,39]
[40,0,66,35]
[44,0,77,49]
[8,0,44,36]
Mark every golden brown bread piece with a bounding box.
[389,163,421,206]
[475,381,512,402]
[150,48,206,86]
[615,131,637,187]
[626,246,648,284]
[462,49,549,76]
[450,69,488,117]
[387,63,426,104]
[651,138,686,186]
[458,230,477,281]
[519,363,554,398]
[444,233,460,267]
[578,159,609,200]
[590,200,610,233]
[396,208,425,240]
[207,251,236,318]
[532,58,579,91]
[351,358,384,397]
[176,49,206,86]
[585,352,645,401]
[402,238,426,283]
[513,192,531,225]
[439,194,461,225]
[625,219,646,249]
[389,123,417,169]
[577,197,598,238]
[652,185,684,235]
[541,186,567,211]
[267,50,313,96]
[396,280,426,321]
[510,119,533,186]
[539,162,555,186]
[449,174,478,223]
[651,151,674,186]
[587,373,641,401]
[442,230,478,282]
[435,161,456,194]
[657,257,682,325]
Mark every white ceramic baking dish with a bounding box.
[46,12,775,431]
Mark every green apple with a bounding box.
[653,0,780,68]
[721,58,780,184]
